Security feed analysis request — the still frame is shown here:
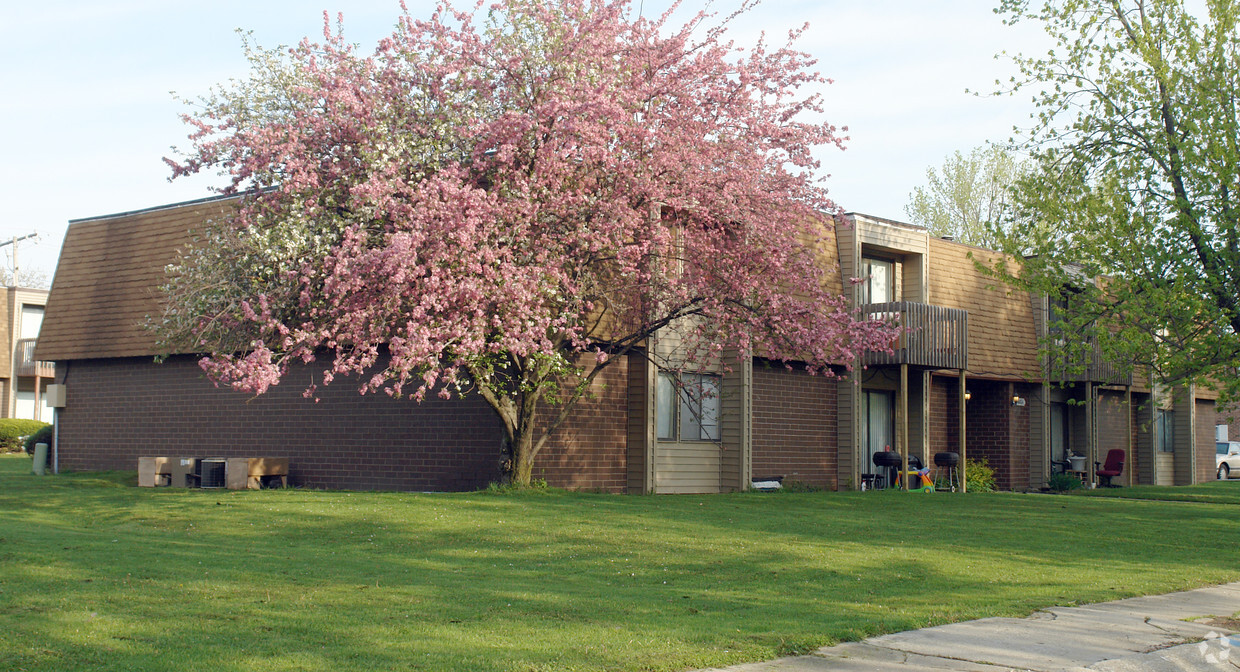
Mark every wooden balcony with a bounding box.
[860,302,968,370]
[1046,338,1132,386]
[16,338,54,378]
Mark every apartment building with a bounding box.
[1,287,53,422]
[34,198,1221,490]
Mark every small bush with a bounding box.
[964,457,997,493]
[484,478,550,494]
[0,419,49,453]
[23,424,54,456]
[1048,473,1084,492]
[776,479,823,493]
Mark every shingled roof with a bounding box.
[36,195,238,362]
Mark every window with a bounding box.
[861,257,894,304]
[1048,296,1068,347]
[656,371,721,442]
[1155,409,1175,453]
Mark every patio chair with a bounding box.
[1095,449,1125,487]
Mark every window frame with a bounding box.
[1155,409,1176,453]
[860,255,896,305]
[656,371,722,442]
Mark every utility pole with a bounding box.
[0,233,38,288]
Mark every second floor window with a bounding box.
[861,257,894,304]
[656,371,721,442]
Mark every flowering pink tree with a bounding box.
[159,0,894,485]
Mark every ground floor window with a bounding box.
[1155,409,1175,453]
[656,372,721,442]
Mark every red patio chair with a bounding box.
[1095,449,1125,487]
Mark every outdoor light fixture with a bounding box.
[965,390,972,401]
[1012,395,1026,407]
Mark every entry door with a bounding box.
[1049,403,1068,465]
[861,390,895,480]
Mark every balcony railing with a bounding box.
[16,338,54,378]
[860,302,968,370]
[1046,337,1132,386]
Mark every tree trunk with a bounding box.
[511,427,537,486]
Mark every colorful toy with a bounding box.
[901,466,936,493]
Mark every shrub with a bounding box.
[1047,473,1084,492]
[0,419,49,454]
[964,457,997,493]
[23,424,54,456]
[775,479,823,493]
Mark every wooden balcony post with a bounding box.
[959,370,968,493]
[899,363,909,488]
[1086,381,1095,486]
[1125,386,1133,487]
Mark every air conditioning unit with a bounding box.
[197,459,227,488]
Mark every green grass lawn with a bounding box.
[2,454,1238,672]
[1072,479,1240,504]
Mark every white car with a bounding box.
[1218,442,1240,480]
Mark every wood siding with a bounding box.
[836,374,858,489]
[626,352,653,493]
[719,354,751,492]
[654,443,722,493]
[927,238,1040,378]
[1196,399,1217,483]
[1028,382,1049,489]
[1173,387,1195,485]
[1132,392,1154,485]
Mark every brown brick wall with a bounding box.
[1007,383,1033,491]
[751,364,837,488]
[927,375,1041,491]
[1097,390,1131,486]
[963,380,1007,486]
[929,375,961,456]
[55,355,628,492]
[1197,399,1217,483]
[532,359,629,492]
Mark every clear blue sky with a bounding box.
[0,0,1046,282]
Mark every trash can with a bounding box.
[31,442,48,476]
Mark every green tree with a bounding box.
[993,0,1240,395]
[904,145,1025,249]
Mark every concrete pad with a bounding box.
[700,643,1014,671]
[1040,606,1229,641]
[860,584,1240,671]
[1085,584,1240,623]
[865,612,1198,670]
[692,583,1240,672]
[813,643,1017,671]
[1089,634,1240,671]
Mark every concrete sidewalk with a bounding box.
[702,583,1240,671]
